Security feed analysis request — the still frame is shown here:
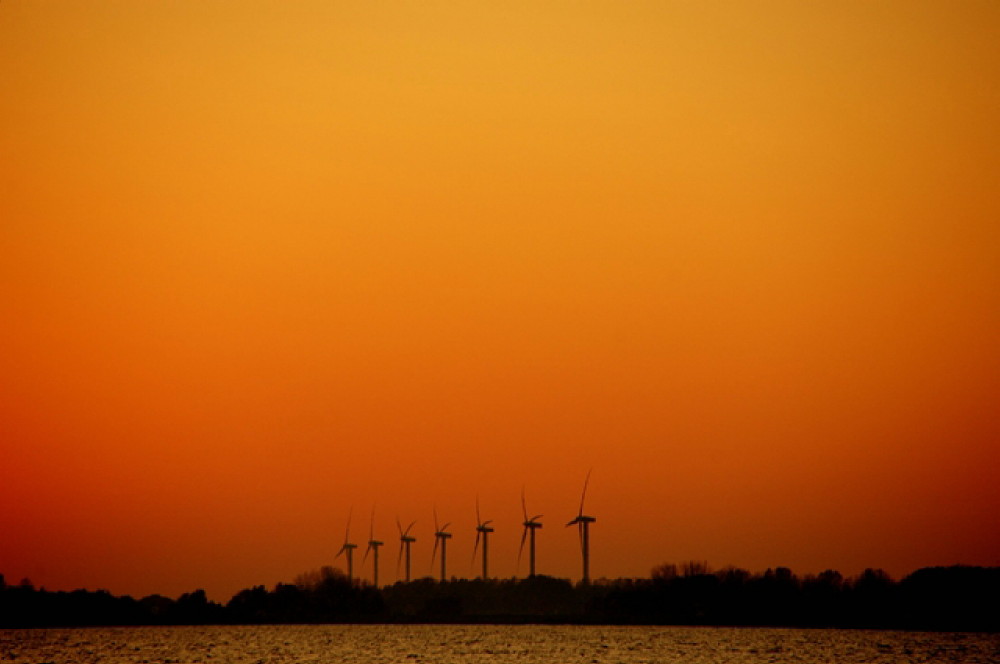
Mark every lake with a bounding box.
[2,624,997,663]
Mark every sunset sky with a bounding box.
[2,1,998,602]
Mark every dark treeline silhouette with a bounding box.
[598,563,999,631]
[2,564,997,631]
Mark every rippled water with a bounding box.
[2,625,998,663]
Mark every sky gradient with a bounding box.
[2,1,998,601]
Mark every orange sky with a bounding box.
[2,1,998,601]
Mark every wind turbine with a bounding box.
[396,518,417,582]
[472,497,494,580]
[518,487,543,578]
[363,507,384,588]
[566,469,596,583]
[431,509,452,582]
[336,509,358,584]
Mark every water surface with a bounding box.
[3,624,997,663]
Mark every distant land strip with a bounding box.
[1,565,997,632]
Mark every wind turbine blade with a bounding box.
[566,516,578,527]
[396,517,404,537]
[517,526,528,568]
[532,514,544,522]
[483,520,492,526]
[578,522,585,555]
[405,520,417,537]
[578,468,592,516]
[336,544,346,558]
[442,522,451,532]
[434,507,439,532]
[344,506,353,543]
[521,486,528,521]
[363,542,372,564]
[472,530,481,563]
[476,496,481,526]
[431,535,439,567]
[397,541,403,574]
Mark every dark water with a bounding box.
[2,624,998,663]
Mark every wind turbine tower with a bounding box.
[396,518,417,582]
[364,508,384,588]
[336,509,358,584]
[518,488,543,578]
[566,470,597,583]
[431,509,452,582]
[473,498,494,580]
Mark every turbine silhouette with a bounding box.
[396,518,417,583]
[472,497,494,580]
[431,508,452,582]
[335,508,358,583]
[566,469,596,583]
[518,487,543,578]
[363,507,384,588]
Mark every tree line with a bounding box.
[1,564,996,631]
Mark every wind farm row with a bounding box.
[336,473,597,588]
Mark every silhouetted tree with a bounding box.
[173,589,224,624]
[846,568,896,628]
[139,594,175,620]
[651,563,678,582]
[801,570,845,626]
[715,566,752,624]
[681,560,712,577]
[225,585,269,623]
